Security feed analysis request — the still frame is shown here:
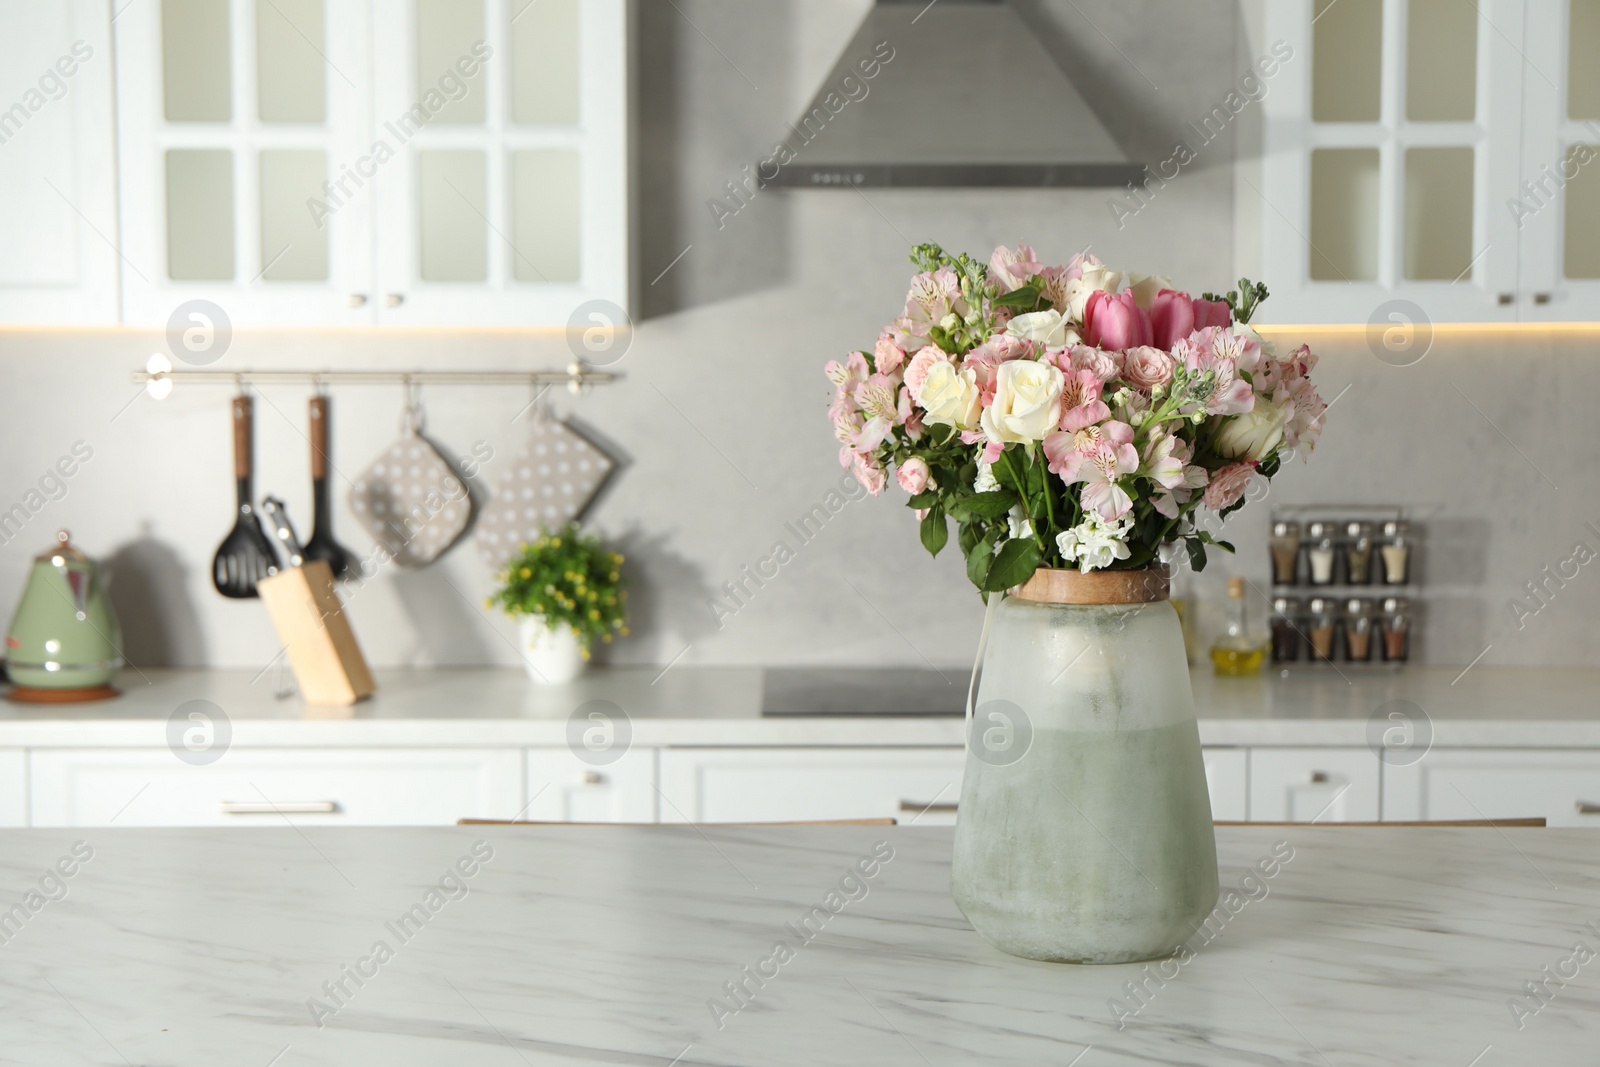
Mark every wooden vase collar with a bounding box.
[1011,565,1170,605]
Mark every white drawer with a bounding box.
[1248,747,1382,822]
[0,749,25,826]
[29,748,524,827]
[1203,748,1248,821]
[1384,750,1600,827]
[659,748,967,826]
[525,747,657,823]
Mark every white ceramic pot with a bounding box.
[517,616,585,685]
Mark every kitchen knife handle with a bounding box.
[233,396,253,480]
[309,395,329,479]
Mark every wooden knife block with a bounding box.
[257,560,376,706]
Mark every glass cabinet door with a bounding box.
[371,0,629,325]
[1260,0,1525,324]
[115,0,372,325]
[1516,0,1600,320]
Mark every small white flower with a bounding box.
[973,462,1000,493]
[1055,511,1135,573]
[939,312,961,332]
[1007,505,1032,542]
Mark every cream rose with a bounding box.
[1005,308,1077,347]
[981,359,1064,444]
[1125,272,1172,310]
[1216,403,1286,461]
[1064,265,1124,322]
[918,360,982,429]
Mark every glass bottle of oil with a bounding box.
[1211,576,1267,676]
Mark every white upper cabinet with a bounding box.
[1257,0,1589,324]
[372,0,631,325]
[0,1,120,323]
[113,0,629,327]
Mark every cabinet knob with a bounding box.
[582,770,604,785]
[385,293,405,307]
[1533,292,1551,305]
[1496,293,1513,305]
[348,293,368,308]
[1310,771,1330,784]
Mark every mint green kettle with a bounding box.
[4,530,122,695]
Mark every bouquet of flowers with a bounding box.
[826,242,1327,592]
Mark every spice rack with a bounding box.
[1267,505,1419,671]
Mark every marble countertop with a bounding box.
[0,665,1595,747]
[0,823,1594,1064]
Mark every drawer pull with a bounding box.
[1576,801,1600,815]
[220,800,339,815]
[582,771,605,786]
[1310,771,1330,784]
[900,800,958,813]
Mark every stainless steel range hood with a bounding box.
[768,0,1145,188]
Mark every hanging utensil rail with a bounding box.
[133,366,620,388]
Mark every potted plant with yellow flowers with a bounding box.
[489,524,627,684]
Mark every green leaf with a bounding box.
[993,285,1041,309]
[1185,538,1209,573]
[957,491,1015,519]
[958,521,982,557]
[985,538,1042,592]
[927,423,955,446]
[1212,538,1236,553]
[966,533,996,588]
[920,509,949,557]
[908,490,940,509]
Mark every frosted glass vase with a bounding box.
[950,567,1219,964]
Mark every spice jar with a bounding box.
[1381,597,1411,662]
[1270,597,1302,663]
[1380,520,1411,585]
[1269,521,1301,585]
[1306,597,1337,662]
[1342,598,1374,662]
[1344,521,1375,585]
[1306,522,1338,586]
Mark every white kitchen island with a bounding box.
[0,823,1594,1064]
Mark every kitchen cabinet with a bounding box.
[1383,749,1600,827]
[525,747,656,823]
[658,748,969,827]
[1247,747,1382,822]
[0,749,26,826]
[111,0,629,327]
[1258,0,1597,323]
[0,1,120,323]
[28,747,523,827]
[1203,747,1249,821]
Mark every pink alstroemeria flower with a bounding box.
[1058,369,1112,433]
[1142,431,1209,518]
[989,243,1043,292]
[1043,421,1138,520]
[1179,329,1254,416]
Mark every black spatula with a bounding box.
[212,396,280,598]
[301,394,352,578]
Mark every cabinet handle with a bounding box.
[900,799,958,813]
[385,293,405,307]
[219,800,339,815]
[348,293,368,308]
[1496,292,1514,305]
[1310,771,1330,784]
[581,771,605,786]
[1577,801,1600,815]
[1534,292,1551,305]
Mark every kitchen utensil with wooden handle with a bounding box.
[211,397,280,598]
[301,395,352,578]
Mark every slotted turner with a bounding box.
[211,396,280,598]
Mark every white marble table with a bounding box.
[1,824,1597,1064]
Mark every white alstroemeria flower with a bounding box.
[973,462,1000,493]
[1056,511,1135,573]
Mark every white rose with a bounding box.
[1126,272,1172,310]
[980,359,1064,444]
[1005,308,1074,347]
[918,360,981,430]
[1216,403,1286,461]
[1064,265,1124,322]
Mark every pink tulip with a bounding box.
[1149,289,1196,350]
[1083,290,1153,351]
[1193,297,1232,329]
